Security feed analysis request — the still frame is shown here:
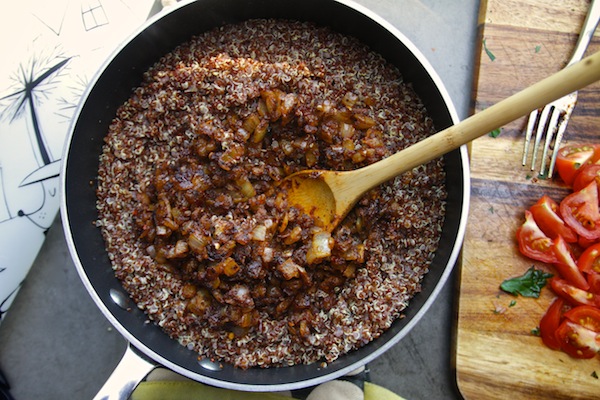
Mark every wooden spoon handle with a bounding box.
[352,49,600,191]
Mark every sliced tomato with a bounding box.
[592,144,600,163]
[564,305,600,332]
[578,243,600,274]
[556,320,600,358]
[560,180,600,241]
[539,297,567,350]
[516,210,558,263]
[579,235,597,249]
[572,164,600,193]
[551,277,596,306]
[530,195,578,243]
[555,144,596,186]
[552,236,590,290]
[587,273,600,295]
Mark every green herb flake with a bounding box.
[488,128,501,138]
[592,371,598,379]
[509,300,517,307]
[531,327,540,336]
[483,39,496,61]
[535,45,542,53]
[489,206,495,214]
[500,266,553,298]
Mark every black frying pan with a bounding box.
[60,0,470,396]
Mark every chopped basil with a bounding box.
[488,128,501,138]
[483,39,496,61]
[500,266,553,298]
[535,45,542,53]
[531,327,540,336]
[592,371,598,379]
[509,300,517,307]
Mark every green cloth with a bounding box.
[130,380,405,400]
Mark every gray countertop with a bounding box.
[0,1,479,398]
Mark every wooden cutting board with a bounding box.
[455,0,600,399]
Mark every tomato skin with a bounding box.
[578,235,597,249]
[552,236,590,290]
[592,144,600,163]
[516,211,558,263]
[555,144,596,186]
[551,277,597,306]
[555,320,599,358]
[564,305,600,332]
[560,180,600,241]
[587,273,600,295]
[530,195,578,243]
[539,297,567,350]
[572,164,600,193]
[578,243,600,274]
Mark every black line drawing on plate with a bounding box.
[33,0,112,36]
[82,0,110,31]
[0,45,71,232]
[0,278,23,321]
[1,52,71,165]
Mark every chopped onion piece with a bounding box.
[306,231,334,264]
[252,225,267,241]
[262,247,274,263]
[278,258,306,280]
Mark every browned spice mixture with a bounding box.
[96,19,447,368]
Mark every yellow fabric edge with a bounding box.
[131,380,406,400]
[131,381,293,400]
[364,381,406,400]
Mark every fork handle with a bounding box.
[567,0,600,66]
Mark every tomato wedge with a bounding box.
[539,297,567,350]
[564,305,600,332]
[578,243,600,274]
[559,180,600,241]
[551,277,596,306]
[573,164,600,193]
[552,236,589,290]
[592,144,600,163]
[516,211,558,263]
[555,320,600,358]
[587,273,600,295]
[555,144,596,186]
[579,235,597,249]
[529,195,578,243]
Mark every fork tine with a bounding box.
[546,111,570,178]
[522,109,538,166]
[530,106,552,170]
[539,106,560,176]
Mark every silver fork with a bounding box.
[522,0,600,178]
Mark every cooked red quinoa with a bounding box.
[96,19,446,368]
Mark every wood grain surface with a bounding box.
[455,0,600,399]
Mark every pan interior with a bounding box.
[61,0,467,390]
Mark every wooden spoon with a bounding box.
[281,50,600,232]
